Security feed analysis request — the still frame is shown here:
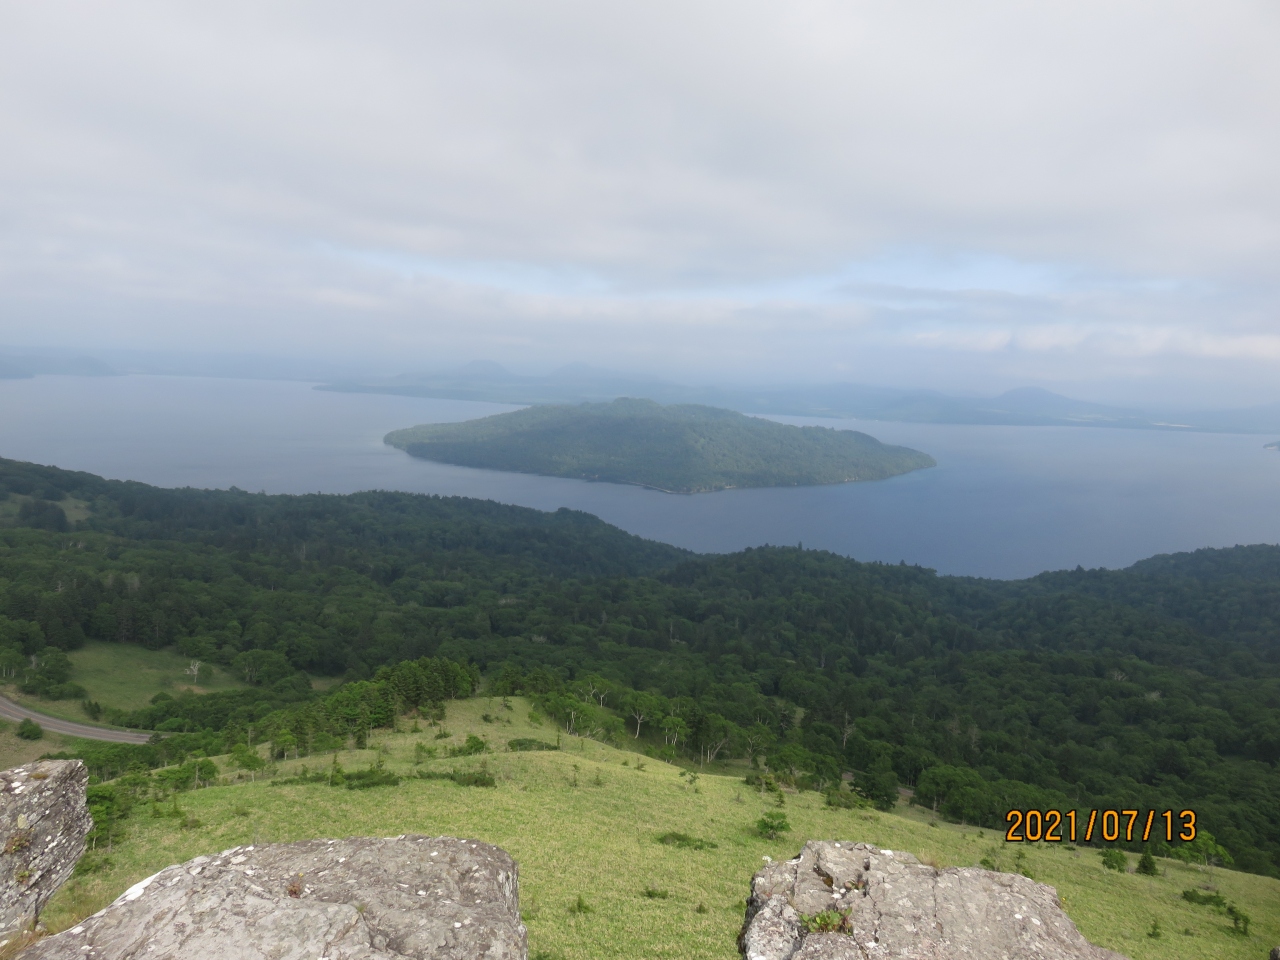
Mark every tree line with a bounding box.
[2,455,1277,877]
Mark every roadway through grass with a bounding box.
[0,641,247,727]
[42,698,1280,960]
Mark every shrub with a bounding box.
[343,765,402,789]
[413,742,436,764]
[1099,848,1126,871]
[448,734,488,757]
[507,738,558,752]
[1225,904,1250,936]
[824,789,867,810]
[656,831,718,850]
[40,682,88,701]
[642,886,669,899]
[1136,851,1158,876]
[1181,889,1225,908]
[756,811,791,840]
[16,718,43,740]
[451,767,497,788]
[418,763,496,788]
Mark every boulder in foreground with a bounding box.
[23,835,526,960]
[0,759,92,939]
[740,840,1127,960]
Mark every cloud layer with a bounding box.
[2,1,1279,400]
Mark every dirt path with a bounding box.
[0,692,153,744]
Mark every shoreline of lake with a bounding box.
[2,374,1278,579]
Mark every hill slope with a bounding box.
[37,699,1280,960]
[384,398,935,493]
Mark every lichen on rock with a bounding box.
[0,759,92,940]
[22,834,527,960]
[739,840,1128,960]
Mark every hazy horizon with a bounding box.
[4,3,1280,407]
[5,346,1280,414]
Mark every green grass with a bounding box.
[43,698,1279,960]
[66,641,247,710]
[1,641,248,725]
[0,717,73,770]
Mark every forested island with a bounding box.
[2,455,1279,880]
[384,398,935,492]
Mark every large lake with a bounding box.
[2,375,1277,579]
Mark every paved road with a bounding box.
[0,692,153,744]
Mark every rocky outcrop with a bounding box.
[740,841,1128,960]
[0,759,92,938]
[22,835,527,960]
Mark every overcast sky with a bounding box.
[2,2,1279,403]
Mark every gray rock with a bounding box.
[0,759,92,938]
[1270,947,1280,960]
[740,841,1129,960]
[22,835,527,960]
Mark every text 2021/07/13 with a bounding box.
[1004,809,1196,843]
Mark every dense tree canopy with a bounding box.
[385,398,934,492]
[1,456,1277,877]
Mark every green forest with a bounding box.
[1,455,1277,878]
[384,398,935,492]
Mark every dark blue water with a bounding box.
[2,375,1277,579]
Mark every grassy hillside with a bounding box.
[39,699,1278,960]
[384,398,935,493]
[0,717,73,770]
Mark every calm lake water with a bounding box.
[2,375,1278,579]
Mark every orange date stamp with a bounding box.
[1004,809,1197,843]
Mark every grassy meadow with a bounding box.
[0,493,91,526]
[38,697,1279,960]
[0,717,73,770]
[1,641,246,727]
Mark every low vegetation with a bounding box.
[35,698,1280,960]
[384,397,935,492]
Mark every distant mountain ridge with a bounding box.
[384,397,935,493]
[0,354,116,379]
[323,364,1280,434]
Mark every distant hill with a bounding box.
[384,398,935,493]
[326,364,1280,434]
[0,354,116,379]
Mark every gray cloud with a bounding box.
[2,1,1279,401]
